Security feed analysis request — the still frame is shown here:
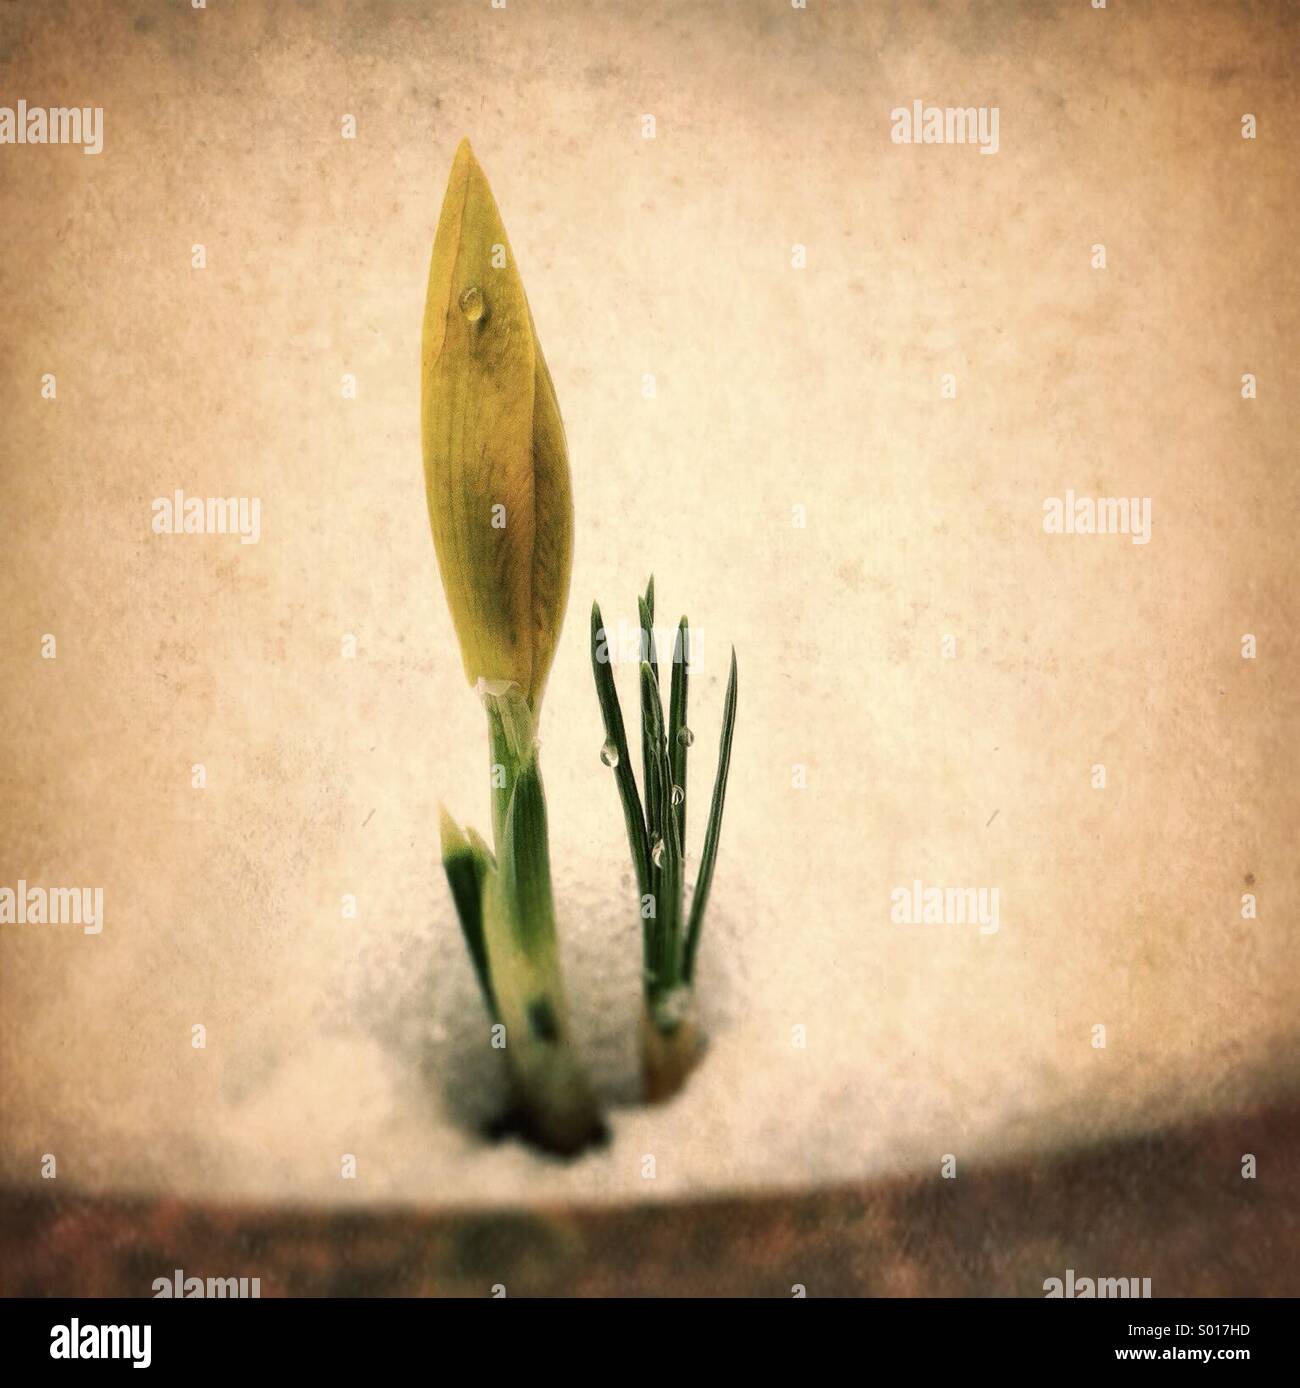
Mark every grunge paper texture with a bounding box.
[1,0,1297,1208]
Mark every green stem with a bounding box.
[473,689,604,1155]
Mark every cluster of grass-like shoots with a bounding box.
[591,578,738,1101]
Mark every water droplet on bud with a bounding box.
[459,285,485,322]
[599,740,619,768]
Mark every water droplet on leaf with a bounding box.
[600,740,619,768]
[651,837,666,867]
[671,784,684,806]
[677,726,694,747]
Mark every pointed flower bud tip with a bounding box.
[421,141,573,712]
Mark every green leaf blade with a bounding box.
[439,807,496,1017]
[638,593,663,834]
[590,602,650,897]
[668,617,689,853]
[683,646,738,984]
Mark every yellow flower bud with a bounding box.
[421,138,573,712]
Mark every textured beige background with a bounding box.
[1,0,1297,1207]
